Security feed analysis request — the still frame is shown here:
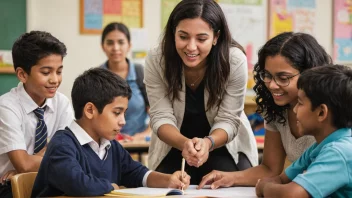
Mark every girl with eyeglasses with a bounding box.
[198,32,332,189]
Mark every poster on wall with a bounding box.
[333,0,352,63]
[218,0,266,90]
[80,0,143,34]
[269,0,317,38]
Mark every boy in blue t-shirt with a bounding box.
[255,65,352,198]
[32,68,190,197]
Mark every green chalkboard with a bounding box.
[0,0,26,50]
[0,0,25,95]
[0,74,18,95]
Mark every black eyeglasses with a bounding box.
[259,71,300,87]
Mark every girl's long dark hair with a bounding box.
[161,0,244,110]
[253,32,332,124]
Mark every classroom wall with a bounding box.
[24,0,333,99]
[26,0,161,99]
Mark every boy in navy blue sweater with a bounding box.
[32,68,190,197]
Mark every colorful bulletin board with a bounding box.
[269,0,317,38]
[80,0,143,34]
[333,0,352,63]
[218,0,266,89]
[161,0,181,30]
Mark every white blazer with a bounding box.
[144,47,258,170]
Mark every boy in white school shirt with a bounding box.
[0,31,74,197]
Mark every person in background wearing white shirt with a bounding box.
[0,31,74,198]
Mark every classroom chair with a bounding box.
[11,172,37,198]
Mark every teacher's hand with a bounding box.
[193,138,210,167]
[182,138,210,167]
[182,138,199,167]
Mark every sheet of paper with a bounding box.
[113,185,256,197]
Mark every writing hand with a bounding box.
[168,171,190,190]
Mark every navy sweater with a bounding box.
[31,128,149,197]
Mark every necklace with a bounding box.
[190,75,201,86]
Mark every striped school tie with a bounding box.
[33,107,47,154]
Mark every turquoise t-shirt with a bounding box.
[285,128,352,198]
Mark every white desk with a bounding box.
[111,185,256,198]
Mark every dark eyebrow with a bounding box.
[113,107,125,110]
[264,70,296,76]
[177,30,209,36]
[40,66,63,70]
[276,72,296,76]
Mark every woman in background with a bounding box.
[100,22,150,140]
[144,0,258,184]
[198,32,332,189]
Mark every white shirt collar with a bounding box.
[17,82,54,114]
[69,120,111,149]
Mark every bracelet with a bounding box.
[204,136,215,151]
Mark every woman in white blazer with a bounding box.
[144,0,258,184]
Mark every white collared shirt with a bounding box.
[69,121,151,186]
[0,82,74,176]
[69,121,111,160]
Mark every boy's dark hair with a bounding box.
[253,32,332,125]
[101,22,130,44]
[297,64,352,128]
[12,31,67,74]
[162,0,245,110]
[71,68,132,119]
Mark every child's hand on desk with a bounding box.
[111,183,119,190]
[168,171,190,190]
[197,170,235,189]
[255,176,282,197]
